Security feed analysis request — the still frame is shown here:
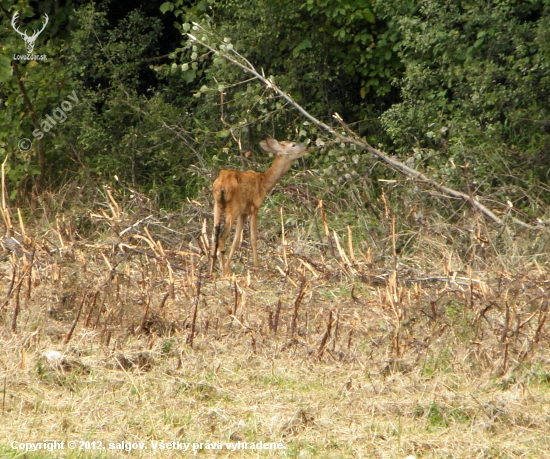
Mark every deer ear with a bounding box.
[259,137,282,154]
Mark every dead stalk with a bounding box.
[93,296,106,328]
[347,226,357,265]
[187,273,202,347]
[534,297,548,344]
[159,291,170,310]
[318,310,334,360]
[65,293,88,344]
[1,377,5,416]
[501,301,510,343]
[84,291,100,328]
[281,207,288,270]
[24,244,36,301]
[233,278,240,315]
[318,200,334,257]
[347,329,353,350]
[332,309,340,352]
[1,155,13,234]
[139,295,151,334]
[11,274,23,333]
[273,298,282,334]
[0,257,18,312]
[290,280,307,338]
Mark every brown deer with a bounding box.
[210,137,308,276]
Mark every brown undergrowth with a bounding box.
[0,183,549,458]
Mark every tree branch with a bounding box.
[188,25,544,231]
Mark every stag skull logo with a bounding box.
[11,12,49,54]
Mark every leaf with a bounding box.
[293,37,312,56]
[182,69,196,83]
[160,2,174,13]
[363,8,375,23]
[197,0,209,12]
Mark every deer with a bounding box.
[210,137,308,276]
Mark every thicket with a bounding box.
[1,0,549,216]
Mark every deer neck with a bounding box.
[262,156,293,193]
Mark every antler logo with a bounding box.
[11,12,49,54]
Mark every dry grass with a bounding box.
[1,184,550,458]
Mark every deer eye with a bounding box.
[292,143,296,147]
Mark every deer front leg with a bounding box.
[226,214,245,275]
[250,209,259,269]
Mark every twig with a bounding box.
[159,119,207,168]
[119,215,154,237]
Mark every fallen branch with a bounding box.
[188,24,546,231]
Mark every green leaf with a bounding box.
[197,0,209,12]
[474,38,484,48]
[160,2,174,14]
[182,68,196,83]
[363,8,375,23]
[293,38,312,56]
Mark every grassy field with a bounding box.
[1,184,549,458]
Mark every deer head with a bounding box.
[12,12,49,54]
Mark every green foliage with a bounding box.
[1,0,550,213]
[60,5,209,203]
[0,0,81,194]
[302,0,402,102]
[163,0,402,138]
[527,362,550,388]
[375,1,550,169]
[426,402,448,430]
[71,6,163,91]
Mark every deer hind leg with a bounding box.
[225,214,245,276]
[250,209,259,269]
[218,212,237,276]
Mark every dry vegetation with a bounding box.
[1,181,550,458]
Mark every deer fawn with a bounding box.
[210,137,308,276]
